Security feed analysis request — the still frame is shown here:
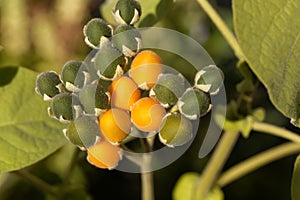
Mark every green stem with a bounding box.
[15,170,59,197]
[63,147,80,185]
[194,131,240,199]
[141,137,155,200]
[196,0,244,59]
[217,142,300,187]
[253,121,300,143]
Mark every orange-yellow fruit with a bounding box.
[109,76,141,110]
[129,50,163,89]
[99,108,131,144]
[87,140,122,169]
[131,97,166,132]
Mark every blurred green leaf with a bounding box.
[0,67,65,173]
[292,154,300,200]
[173,172,224,200]
[101,0,174,27]
[233,0,300,127]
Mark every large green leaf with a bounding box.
[233,0,300,127]
[100,0,174,27]
[292,154,300,200]
[0,67,66,173]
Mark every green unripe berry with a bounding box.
[152,73,186,107]
[63,116,100,150]
[113,0,141,25]
[194,65,224,95]
[35,71,62,100]
[51,93,81,122]
[79,82,109,115]
[83,18,112,48]
[178,88,211,120]
[93,46,125,80]
[159,113,193,147]
[61,60,88,91]
[113,25,141,57]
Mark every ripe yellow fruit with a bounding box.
[99,108,131,144]
[109,76,141,110]
[129,50,163,89]
[87,140,122,169]
[131,97,166,132]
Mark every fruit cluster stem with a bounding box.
[193,131,239,199]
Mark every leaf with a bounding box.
[233,0,300,127]
[0,67,66,173]
[292,154,300,200]
[173,172,224,200]
[100,0,174,27]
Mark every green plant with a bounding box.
[0,0,299,200]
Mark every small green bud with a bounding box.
[159,113,193,147]
[113,0,141,25]
[35,71,62,100]
[79,82,109,115]
[178,88,211,120]
[83,18,112,48]
[151,73,186,107]
[93,46,125,80]
[113,25,142,57]
[194,65,224,95]
[51,93,82,122]
[63,116,100,150]
[61,60,88,91]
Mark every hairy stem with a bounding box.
[196,0,244,59]
[141,137,155,200]
[15,170,59,197]
[253,121,300,143]
[218,142,300,187]
[194,131,239,199]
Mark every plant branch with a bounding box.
[194,131,240,199]
[217,142,300,187]
[196,0,244,59]
[15,170,59,197]
[253,121,300,143]
[141,137,155,200]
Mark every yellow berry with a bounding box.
[131,97,166,132]
[99,108,131,144]
[109,76,141,110]
[87,140,122,169]
[129,50,163,89]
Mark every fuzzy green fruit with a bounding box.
[159,113,193,147]
[152,73,186,107]
[178,88,211,120]
[35,71,61,100]
[113,0,141,25]
[83,18,112,48]
[79,82,109,115]
[113,24,141,57]
[93,46,125,80]
[61,60,88,91]
[51,93,81,122]
[194,65,224,95]
[63,116,100,150]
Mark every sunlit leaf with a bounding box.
[0,67,65,173]
[233,0,300,127]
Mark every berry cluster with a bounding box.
[35,0,224,170]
